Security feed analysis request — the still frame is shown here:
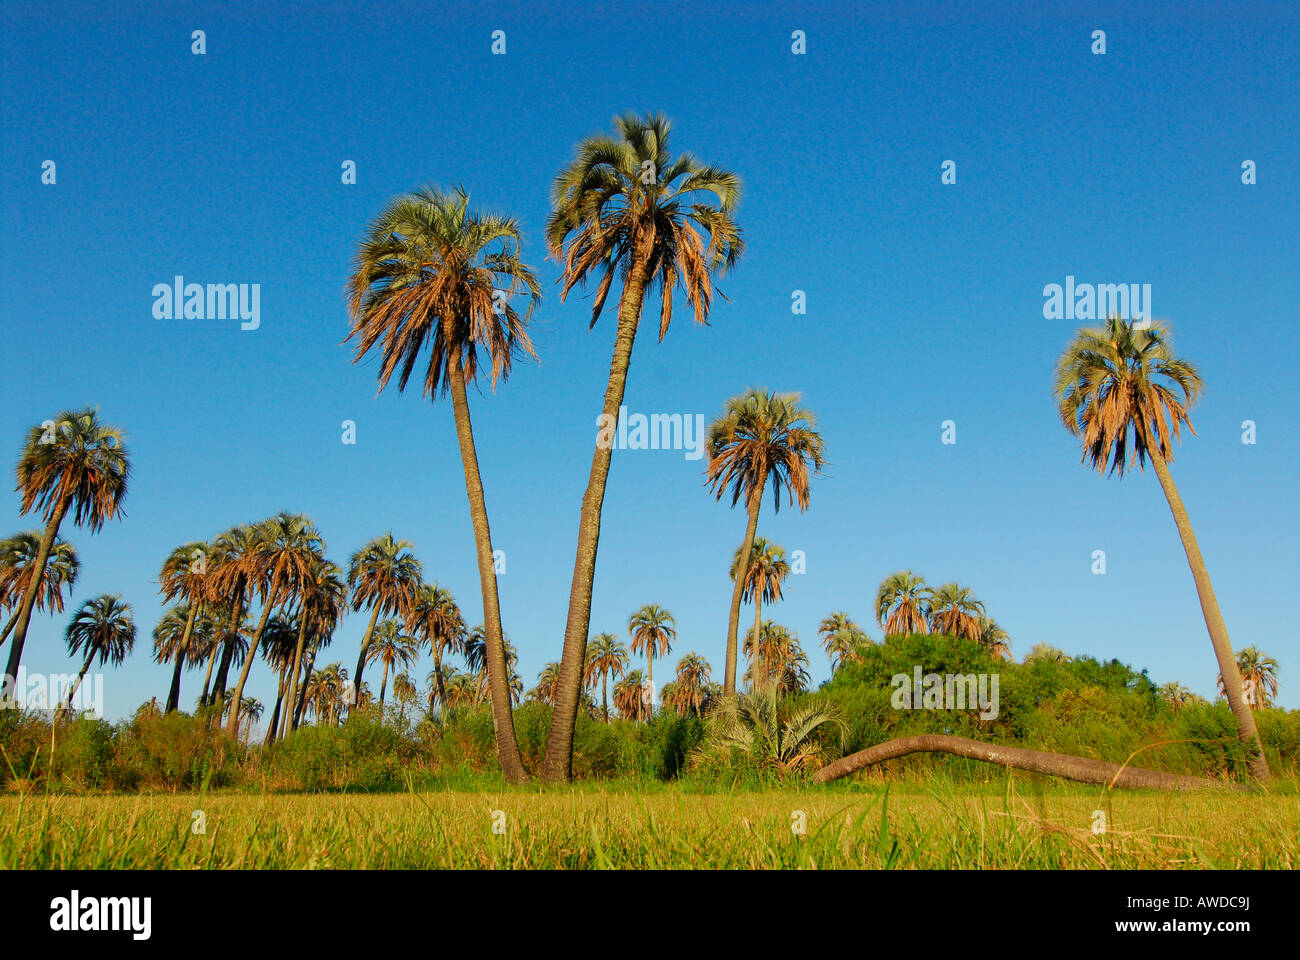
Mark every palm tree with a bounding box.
[818,612,867,670]
[6,408,129,690]
[157,540,210,713]
[670,652,712,718]
[286,558,346,736]
[876,571,931,638]
[405,583,466,717]
[696,686,846,777]
[583,632,627,723]
[1158,681,1196,709]
[346,533,421,707]
[743,621,809,694]
[366,618,419,712]
[706,389,825,698]
[531,662,561,705]
[259,615,300,744]
[977,616,1013,661]
[1056,316,1269,782]
[226,513,324,736]
[613,669,649,722]
[235,696,263,740]
[1025,643,1069,664]
[347,187,539,785]
[1219,647,1279,710]
[206,524,259,709]
[628,604,675,706]
[541,113,743,782]
[57,594,134,719]
[928,582,985,643]
[0,532,78,648]
[731,536,790,689]
[464,626,522,706]
[152,604,196,709]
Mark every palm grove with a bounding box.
[0,114,1275,787]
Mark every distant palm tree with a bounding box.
[976,616,1013,661]
[706,389,825,698]
[206,524,259,709]
[347,187,539,785]
[1218,647,1279,710]
[818,612,867,670]
[366,618,419,712]
[259,615,299,744]
[876,571,931,638]
[531,662,561,705]
[583,632,627,723]
[628,604,676,706]
[670,652,712,718]
[743,621,809,694]
[0,532,78,648]
[152,604,196,709]
[1024,642,1069,664]
[1056,316,1268,782]
[541,113,743,783]
[346,533,421,707]
[731,536,791,689]
[1158,681,1197,709]
[57,594,134,719]
[405,583,466,716]
[613,669,649,722]
[286,558,346,736]
[6,408,129,689]
[235,696,263,741]
[392,671,417,726]
[928,583,985,643]
[157,540,210,713]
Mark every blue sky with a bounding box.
[2,0,1297,721]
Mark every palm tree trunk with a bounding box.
[1148,448,1269,783]
[541,248,655,782]
[283,613,310,738]
[379,660,389,713]
[165,601,200,713]
[433,646,447,719]
[351,605,382,713]
[0,611,19,648]
[3,499,70,695]
[723,489,763,698]
[446,345,528,784]
[56,649,96,721]
[602,674,608,723]
[752,596,763,691]
[198,647,217,709]
[646,652,654,721]
[293,648,317,730]
[265,662,288,746]
[226,581,281,736]
[210,590,245,707]
[814,734,1244,791]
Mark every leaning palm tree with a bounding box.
[0,532,78,648]
[583,632,628,723]
[731,536,790,688]
[405,583,466,716]
[819,612,867,670]
[628,604,675,701]
[541,113,744,782]
[1219,647,1279,710]
[346,187,538,783]
[366,618,419,712]
[346,533,421,706]
[928,582,985,643]
[57,594,134,720]
[876,571,931,638]
[706,389,825,698]
[1055,316,1268,782]
[6,408,129,690]
[157,540,210,713]
[226,513,324,736]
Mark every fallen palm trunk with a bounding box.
[814,734,1240,791]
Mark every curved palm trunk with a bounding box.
[3,499,69,697]
[293,647,318,730]
[56,648,96,722]
[813,734,1242,791]
[447,347,528,784]
[226,582,281,736]
[379,660,390,714]
[1148,449,1269,783]
[352,605,382,712]
[165,601,201,714]
[1,611,19,648]
[541,253,654,782]
[265,662,288,746]
[282,616,309,739]
[723,490,763,698]
[198,647,217,709]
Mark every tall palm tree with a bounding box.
[1056,316,1269,782]
[731,536,790,688]
[157,540,210,713]
[405,583,466,717]
[977,616,1012,661]
[819,612,867,670]
[541,113,743,782]
[1219,647,1279,710]
[206,525,258,708]
[345,533,421,706]
[286,558,346,736]
[628,604,675,706]
[0,532,78,648]
[671,652,712,718]
[531,662,561,705]
[347,187,539,784]
[57,594,134,719]
[152,604,197,710]
[706,389,825,698]
[876,571,931,638]
[366,618,419,712]
[928,582,985,643]
[583,632,627,723]
[6,408,129,690]
[226,514,324,736]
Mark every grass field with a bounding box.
[4,779,1298,869]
